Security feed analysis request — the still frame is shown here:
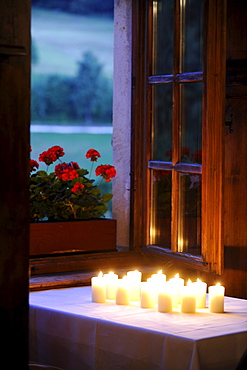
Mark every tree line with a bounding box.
[32,51,113,125]
[31,0,114,16]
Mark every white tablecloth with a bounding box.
[29,286,247,370]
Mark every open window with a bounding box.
[131,0,226,274]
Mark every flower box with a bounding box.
[30,219,117,256]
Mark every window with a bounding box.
[131,0,226,274]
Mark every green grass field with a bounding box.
[31,7,114,78]
[31,132,113,171]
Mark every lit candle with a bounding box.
[192,278,207,308]
[125,277,141,301]
[147,270,167,304]
[151,270,166,283]
[116,278,130,305]
[158,282,174,313]
[127,270,142,282]
[169,273,184,304]
[91,271,106,303]
[103,271,118,300]
[140,282,155,308]
[126,270,142,301]
[208,283,225,313]
[181,285,196,313]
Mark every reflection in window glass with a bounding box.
[152,84,173,161]
[150,170,172,249]
[179,82,202,164]
[178,173,201,256]
[152,0,174,75]
[31,0,114,216]
[181,0,204,72]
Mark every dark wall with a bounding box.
[0,1,31,367]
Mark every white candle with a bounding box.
[209,283,225,313]
[104,271,118,300]
[151,270,166,283]
[158,283,174,312]
[125,277,141,301]
[116,278,130,305]
[169,273,184,304]
[192,278,207,308]
[181,286,196,313]
[91,271,106,303]
[127,270,142,282]
[146,270,166,304]
[140,282,155,308]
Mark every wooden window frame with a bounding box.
[130,0,226,275]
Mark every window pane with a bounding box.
[180,82,202,163]
[178,173,201,255]
[152,0,174,75]
[181,0,204,72]
[152,84,173,161]
[150,170,172,249]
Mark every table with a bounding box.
[29,286,247,370]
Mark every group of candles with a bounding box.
[91,270,225,313]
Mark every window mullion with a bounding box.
[171,0,182,252]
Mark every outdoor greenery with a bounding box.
[31,51,113,124]
[31,0,114,16]
[31,4,113,125]
[30,146,116,222]
[30,133,113,214]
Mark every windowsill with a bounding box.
[29,248,156,291]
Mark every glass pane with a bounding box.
[153,0,174,75]
[179,82,202,163]
[150,170,172,249]
[178,173,201,256]
[152,84,173,161]
[181,0,204,72]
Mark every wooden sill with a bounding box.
[29,248,157,291]
[29,266,157,292]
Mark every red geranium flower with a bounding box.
[55,162,79,181]
[180,147,190,157]
[71,182,85,194]
[191,150,202,163]
[95,164,116,182]
[70,161,80,170]
[39,145,65,165]
[30,159,39,173]
[86,149,101,162]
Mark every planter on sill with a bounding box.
[30,219,117,256]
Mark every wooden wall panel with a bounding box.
[0,0,31,367]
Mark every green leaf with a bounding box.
[102,193,113,203]
[36,170,48,177]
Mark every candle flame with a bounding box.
[216,282,221,286]
[98,271,103,278]
[187,279,192,285]
[197,278,201,283]
[158,270,162,274]
[175,273,179,278]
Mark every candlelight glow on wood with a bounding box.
[90,271,225,314]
